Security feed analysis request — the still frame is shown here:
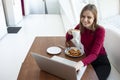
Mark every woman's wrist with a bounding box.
[78,61,84,67]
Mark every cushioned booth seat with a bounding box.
[104,25,120,80]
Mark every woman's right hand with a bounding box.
[67,29,74,35]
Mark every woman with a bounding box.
[66,4,111,80]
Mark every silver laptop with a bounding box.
[31,52,87,80]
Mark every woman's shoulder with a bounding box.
[96,25,105,31]
[95,25,105,34]
[75,24,80,29]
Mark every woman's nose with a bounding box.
[83,17,88,22]
[84,17,88,21]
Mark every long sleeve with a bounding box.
[81,26,106,65]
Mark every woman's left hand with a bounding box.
[75,61,84,71]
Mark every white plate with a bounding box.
[47,46,61,54]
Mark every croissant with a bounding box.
[68,48,81,56]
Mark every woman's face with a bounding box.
[80,10,95,29]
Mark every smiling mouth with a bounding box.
[83,23,88,26]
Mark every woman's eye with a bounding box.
[87,16,92,19]
[81,16,85,18]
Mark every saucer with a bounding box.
[47,46,61,54]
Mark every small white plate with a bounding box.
[47,46,61,54]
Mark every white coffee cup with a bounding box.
[71,30,85,54]
[71,30,80,47]
[71,30,80,38]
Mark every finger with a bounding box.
[75,65,80,71]
[75,67,80,71]
[68,29,74,35]
[77,69,80,72]
[66,42,70,47]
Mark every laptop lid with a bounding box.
[31,52,77,80]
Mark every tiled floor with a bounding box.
[0,14,65,80]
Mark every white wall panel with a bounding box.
[3,0,23,26]
[46,0,60,14]
[0,0,7,39]
[29,0,45,14]
[98,0,119,20]
[59,0,76,31]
